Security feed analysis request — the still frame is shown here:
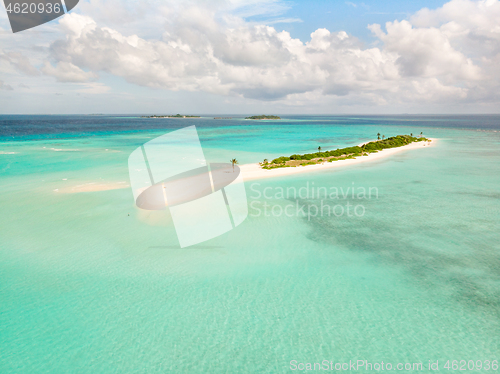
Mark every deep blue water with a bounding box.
[1,114,499,141]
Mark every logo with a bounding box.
[3,0,79,33]
[128,126,248,248]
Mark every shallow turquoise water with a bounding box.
[0,116,499,373]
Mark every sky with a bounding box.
[1,0,500,114]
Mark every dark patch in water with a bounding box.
[292,197,500,318]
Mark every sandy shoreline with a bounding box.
[240,138,437,182]
[58,138,437,193]
[57,181,130,193]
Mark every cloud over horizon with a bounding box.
[2,0,500,111]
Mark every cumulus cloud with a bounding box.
[368,20,481,81]
[45,12,400,101]
[8,0,500,107]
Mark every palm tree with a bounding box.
[420,132,423,138]
[318,146,322,152]
[263,158,268,164]
[410,133,413,137]
[230,158,238,172]
[377,133,381,140]
[382,135,385,140]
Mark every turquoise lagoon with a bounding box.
[0,115,499,373]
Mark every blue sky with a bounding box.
[248,0,449,42]
[1,0,499,114]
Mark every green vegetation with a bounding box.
[230,158,239,172]
[261,134,430,170]
[362,135,428,152]
[245,115,281,120]
[142,114,201,118]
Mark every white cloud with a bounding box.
[0,52,40,76]
[48,8,479,104]
[227,0,293,18]
[42,61,98,82]
[368,20,481,81]
[256,18,303,25]
[3,0,500,109]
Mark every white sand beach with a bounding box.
[58,139,436,193]
[240,138,437,182]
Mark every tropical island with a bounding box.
[142,114,201,118]
[245,115,281,120]
[260,134,431,169]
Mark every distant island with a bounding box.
[245,115,281,120]
[261,135,431,169]
[142,114,201,118]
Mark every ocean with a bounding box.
[0,115,499,373]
